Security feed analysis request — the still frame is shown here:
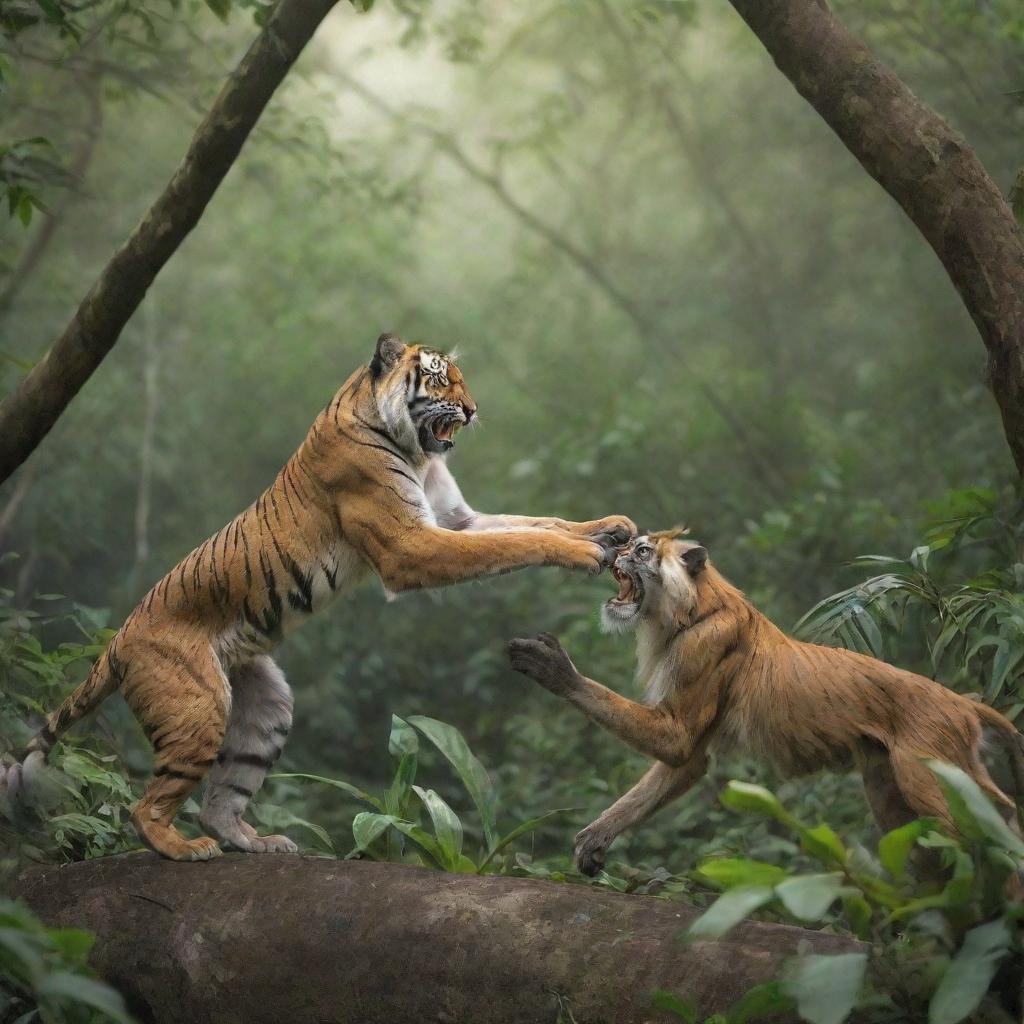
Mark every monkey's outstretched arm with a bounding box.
[573,752,710,875]
[506,633,715,766]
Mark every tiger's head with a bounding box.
[370,332,477,456]
[601,528,708,634]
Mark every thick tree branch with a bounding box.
[13,854,861,1024]
[728,0,1024,475]
[0,0,342,485]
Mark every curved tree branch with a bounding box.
[728,0,1024,476]
[0,0,344,485]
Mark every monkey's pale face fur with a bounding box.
[601,533,706,634]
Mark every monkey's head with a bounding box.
[601,527,708,634]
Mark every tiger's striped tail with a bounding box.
[24,647,119,758]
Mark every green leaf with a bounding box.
[36,972,135,1024]
[388,714,418,757]
[408,715,498,851]
[477,809,576,872]
[650,989,697,1021]
[720,781,791,823]
[798,823,847,866]
[269,773,382,811]
[775,873,850,922]
[384,752,417,817]
[685,887,774,941]
[413,786,463,863]
[878,818,938,880]
[204,0,231,21]
[696,857,789,890]
[351,811,394,855]
[841,894,872,940]
[784,953,867,1024]
[927,760,1024,855]
[929,918,1012,1024]
[726,980,795,1024]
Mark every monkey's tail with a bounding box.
[23,646,120,759]
[975,701,1024,834]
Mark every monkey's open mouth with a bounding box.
[610,566,642,606]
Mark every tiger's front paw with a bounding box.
[506,633,580,696]
[586,515,638,549]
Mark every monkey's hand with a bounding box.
[506,633,581,697]
[573,822,609,877]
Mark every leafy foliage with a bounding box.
[0,897,135,1023]
[663,773,1023,1024]
[796,488,1024,717]
[274,713,578,872]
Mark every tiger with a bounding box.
[1,332,636,861]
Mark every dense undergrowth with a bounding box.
[2,487,1024,1022]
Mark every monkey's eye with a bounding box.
[636,545,652,559]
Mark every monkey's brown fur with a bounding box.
[508,531,1023,875]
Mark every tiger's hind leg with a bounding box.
[125,640,230,861]
[199,656,297,854]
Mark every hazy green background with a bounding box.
[2,0,1022,866]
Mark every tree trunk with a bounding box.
[0,0,342,486]
[12,854,861,1024]
[728,0,1024,476]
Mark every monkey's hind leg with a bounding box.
[124,641,229,861]
[200,656,297,854]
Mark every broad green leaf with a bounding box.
[351,811,394,855]
[0,926,45,981]
[696,857,788,890]
[929,918,1012,1024]
[270,773,382,811]
[878,818,938,880]
[650,989,697,1021]
[388,714,418,757]
[413,785,463,862]
[775,874,850,922]
[685,887,774,941]
[841,894,872,940]
[798,823,847,866]
[927,760,1024,856]
[384,752,417,817]
[726,980,794,1024]
[784,953,867,1024]
[36,971,135,1024]
[720,781,790,823]
[408,715,498,851]
[477,809,576,872]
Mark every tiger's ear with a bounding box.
[682,545,707,576]
[371,332,406,377]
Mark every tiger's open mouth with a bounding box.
[419,414,465,453]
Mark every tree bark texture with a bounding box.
[0,0,341,485]
[11,854,862,1024]
[728,0,1024,475]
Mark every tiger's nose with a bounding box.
[462,400,477,423]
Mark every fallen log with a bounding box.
[11,854,861,1023]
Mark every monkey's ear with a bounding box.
[682,546,707,576]
[371,332,406,376]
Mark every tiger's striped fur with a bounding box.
[13,333,635,860]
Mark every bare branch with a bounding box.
[0,0,343,484]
